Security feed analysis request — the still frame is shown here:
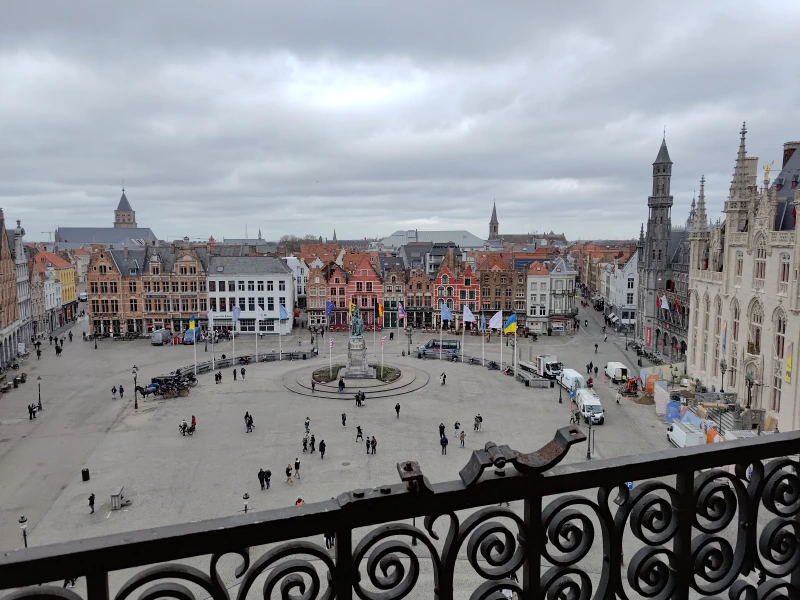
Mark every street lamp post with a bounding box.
[720,357,727,393]
[19,515,27,548]
[558,380,563,404]
[132,365,139,410]
[242,493,250,514]
[205,329,208,353]
[586,419,593,460]
[405,327,413,356]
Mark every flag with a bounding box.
[375,303,384,318]
[207,309,215,327]
[660,296,669,310]
[480,313,486,331]
[381,335,386,345]
[330,338,334,349]
[440,302,453,321]
[504,313,517,334]
[189,315,196,330]
[232,306,241,322]
[786,343,793,383]
[256,305,266,321]
[326,301,335,315]
[398,302,406,319]
[673,298,681,312]
[279,304,289,320]
[488,310,503,330]
[463,305,476,323]
[721,321,727,355]
[349,302,355,315]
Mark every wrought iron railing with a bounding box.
[1,427,799,599]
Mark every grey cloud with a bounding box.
[1,1,799,241]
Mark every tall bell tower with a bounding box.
[645,138,674,273]
[489,201,499,240]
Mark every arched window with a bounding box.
[446,299,453,309]
[713,297,722,376]
[779,253,790,293]
[774,309,786,360]
[437,286,444,297]
[391,275,396,283]
[442,275,449,285]
[446,287,453,297]
[693,295,699,328]
[754,236,767,289]
[773,308,787,412]
[748,300,764,355]
[703,294,710,332]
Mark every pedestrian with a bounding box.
[589,361,593,372]
[439,422,445,438]
[586,363,591,374]
[55,345,61,357]
[454,421,460,438]
[215,372,219,384]
[305,417,310,433]
[49,335,53,346]
[341,412,346,426]
[361,391,367,406]
[370,436,377,454]
[28,404,33,420]
[395,402,400,418]
[111,386,117,400]
[119,385,124,399]
[246,415,254,433]
[286,464,293,484]
[319,439,326,459]
[474,415,479,431]
[264,468,271,489]
[311,379,316,393]
[594,343,598,353]
[604,334,608,342]
[477,413,483,431]
[338,378,345,393]
[440,372,446,385]
[294,458,301,478]
[244,411,250,429]
[356,425,363,441]
[302,436,308,453]
[441,434,448,455]
[233,368,237,381]
[616,390,622,404]
[36,348,41,360]
[366,437,371,454]
[594,366,598,377]
[241,367,246,380]
[88,493,95,514]
[460,430,465,447]
[258,468,266,490]
[191,415,196,429]
[310,434,316,454]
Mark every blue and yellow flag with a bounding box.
[188,315,196,330]
[503,313,517,334]
[349,301,356,315]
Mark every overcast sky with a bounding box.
[2,1,799,243]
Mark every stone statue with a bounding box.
[350,305,364,338]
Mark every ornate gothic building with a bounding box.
[688,124,800,431]
[636,138,692,360]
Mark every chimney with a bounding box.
[784,142,800,168]
[124,246,129,259]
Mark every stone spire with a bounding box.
[730,122,749,198]
[333,229,337,242]
[258,228,262,240]
[489,201,499,240]
[694,176,708,231]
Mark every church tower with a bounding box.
[644,138,673,274]
[114,187,137,229]
[489,202,499,240]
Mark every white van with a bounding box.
[575,388,604,425]
[418,339,460,358]
[78,292,88,302]
[667,421,705,448]
[605,361,628,383]
[559,369,586,393]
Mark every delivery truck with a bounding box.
[534,355,562,379]
[575,388,605,425]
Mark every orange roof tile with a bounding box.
[34,251,71,269]
[528,261,550,275]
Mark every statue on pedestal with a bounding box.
[350,305,364,338]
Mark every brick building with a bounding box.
[29,258,46,337]
[477,253,526,326]
[87,246,145,335]
[306,265,328,327]
[325,263,350,330]
[347,255,383,330]
[405,268,433,328]
[0,211,20,364]
[382,265,407,329]
[432,251,479,330]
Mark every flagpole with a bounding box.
[329,338,332,378]
[500,311,503,370]
[255,317,258,362]
[233,321,236,364]
[194,327,197,376]
[481,313,485,366]
[462,314,466,363]
[381,338,384,378]
[514,328,517,379]
[279,322,282,360]
[439,305,443,361]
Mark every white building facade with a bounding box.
[608,253,638,332]
[283,256,308,309]
[12,221,32,346]
[526,262,550,332]
[44,271,61,332]
[688,126,800,432]
[207,257,294,335]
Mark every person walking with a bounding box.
[439,422,445,438]
[88,493,95,514]
[264,468,271,489]
[594,366,598,377]
[305,417,310,433]
[311,379,316,393]
[616,390,622,404]
[356,425,363,441]
[366,437,371,454]
[111,386,117,400]
[28,404,33,420]
[319,439,326,459]
[258,468,266,490]
[395,403,400,418]
[294,458,301,479]
[454,421,460,438]
[244,412,250,429]
[594,343,598,353]
[441,434,448,455]
[119,385,124,399]
[36,348,41,360]
[370,436,377,454]
[341,412,346,426]
[474,415,480,431]
[604,334,608,342]
[285,464,293,485]
[302,436,308,453]
[241,367,246,380]
[477,413,483,431]
[440,372,446,385]
[310,434,316,454]
[233,368,237,381]
[49,335,53,346]
[586,363,591,375]
[460,430,466,447]
[338,378,345,393]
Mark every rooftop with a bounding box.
[208,256,291,276]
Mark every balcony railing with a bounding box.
[1,427,799,600]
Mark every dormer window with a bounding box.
[99,265,107,274]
